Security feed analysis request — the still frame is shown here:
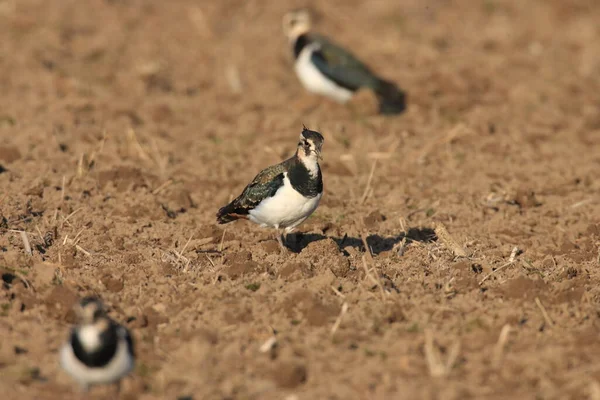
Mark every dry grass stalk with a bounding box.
[330,302,349,336]
[361,255,386,302]
[127,128,151,161]
[359,160,377,205]
[60,175,66,204]
[330,285,345,299]
[177,233,194,259]
[218,229,227,252]
[77,153,85,177]
[61,208,82,228]
[75,245,92,257]
[18,231,33,256]
[205,254,216,271]
[424,329,460,377]
[491,324,511,368]
[570,198,595,209]
[259,336,278,353]
[7,268,32,290]
[393,236,408,256]
[360,235,384,300]
[434,223,467,258]
[535,297,554,326]
[152,179,173,195]
[225,64,243,94]
[479,246,520,285]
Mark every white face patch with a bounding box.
[297,149,320,177]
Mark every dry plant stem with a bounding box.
[61,208,82,228]
[492,324,511,368]
[570,198,594,209]
[77,154,85,177]
[205,254,216,270]
[330,302,348,336]
[360,235,386,300]
[330,285,345,299]
[424,329,444,377]
[218,229,227,252]
[259,336,277,353]
[60,175,66,204]
[361,255,386,302]
[360,160,377,205]
[19,231,32,256]
[479,246,520,285]
[152,179,173,195]
[75,245,91,257]
[535,297,554,326]
[127,128,151,161]
[178,233,194,258]
[424,329,460,377]
[434,223,467,257]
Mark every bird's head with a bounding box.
[297,126,324,165]
[282,9,312,41]
[74,296,107,325]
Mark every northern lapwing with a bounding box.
[283,9,406,115]
[217,127,324,250]
[60,297,135,392]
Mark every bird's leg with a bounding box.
[76,382,89,400]
[114,379,122,398]
[276,229,288,253]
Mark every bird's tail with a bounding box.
[216,202,245,224]
[374,79,407,115]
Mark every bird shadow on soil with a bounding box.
[286,227,437,255]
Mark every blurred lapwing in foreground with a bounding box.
[60,297,135,393]
[217,127,324,250]
[283,9,406,115]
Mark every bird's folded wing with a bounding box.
[234,162,288,210]
[310,34,377,91]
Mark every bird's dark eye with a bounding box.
[304,141,310,148]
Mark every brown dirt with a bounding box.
[1,0,600,399]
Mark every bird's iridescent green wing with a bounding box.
[233,159,290,210]
[310,34,379,91]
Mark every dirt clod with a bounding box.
[271,362,307,388]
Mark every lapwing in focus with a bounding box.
[60,297,135,393]
[283,9,406,115]
[217,127,324,250]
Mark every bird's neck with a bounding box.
[289,153,323,198]
[296,150,319,177]
[292,33,312,59]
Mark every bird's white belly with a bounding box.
[295,47,353,103]
[248,175,322,231]
[60,338,133,387]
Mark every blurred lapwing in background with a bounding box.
[60,297,135,393]
[217,127,324,250]
[283,9,406,115]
